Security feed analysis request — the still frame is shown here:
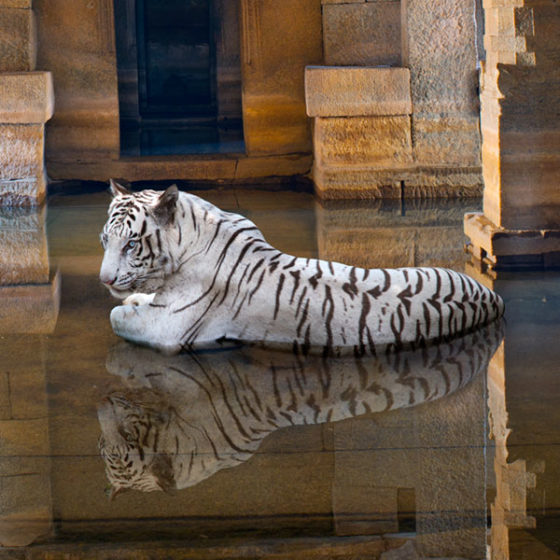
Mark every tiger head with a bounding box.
[99,180,178,299]
[97,392,176,497]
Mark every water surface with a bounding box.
[0,188,558,559]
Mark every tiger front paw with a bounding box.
[123,292,156,306]
[109,304,182,354]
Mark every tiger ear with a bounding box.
[153,185,179,225]
[109,178,131,197]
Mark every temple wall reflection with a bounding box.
[331,369,487,558]
[0,205,59,547]
[0,206,60,333]
[315,199,479,270]
[468,266,560,559]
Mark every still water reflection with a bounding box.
[0,188,559,559]
[99,323,503,495]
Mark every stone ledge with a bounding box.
[45,153,313,182]
[314,164,483,200]
[0,72,54,124]
[305,66,412,117]
[464,212,560,269]
[0,535,410,558]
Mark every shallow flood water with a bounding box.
[1,188,559,559]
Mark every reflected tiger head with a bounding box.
[97,387,253,497]
[97,392,176,496]
[99,180,178,299]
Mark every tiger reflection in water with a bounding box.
[98,321,503,497]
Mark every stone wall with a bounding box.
[34,0,120,162]
[30,0,322,183]
[239,0,322,157]
[0,1,52,205]
[307,0,484,199]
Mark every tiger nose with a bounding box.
[100,273,117,286]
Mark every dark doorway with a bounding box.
[114,0,244,156]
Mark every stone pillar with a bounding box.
[402,0,483,195]
[0,72,54,205]
[0,1,53,206]
[0,204,59,547]
[464,0,560,268]
[306,66,413,199]
[308,0,482,199]
[33,0,119,164]
[322,0,402,67]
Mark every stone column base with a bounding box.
[464,212,560,271]
[314,164,483,200]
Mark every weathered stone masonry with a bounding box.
[0,0,53,205]
[465,0,560,269]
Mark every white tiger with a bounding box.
[99,180,504,354]
[98,322,504,496]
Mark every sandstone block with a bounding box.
[314,116,412,167]
[0,72,54,124]
[412,114,482,167]
[313,164,482,199]
[0,7,35,72]
[485,7,515,37]
[305,66,412,117]
[323,2,401,66]
[403,0,478,115]
[0,124,44,180]
[483,153,560,230]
